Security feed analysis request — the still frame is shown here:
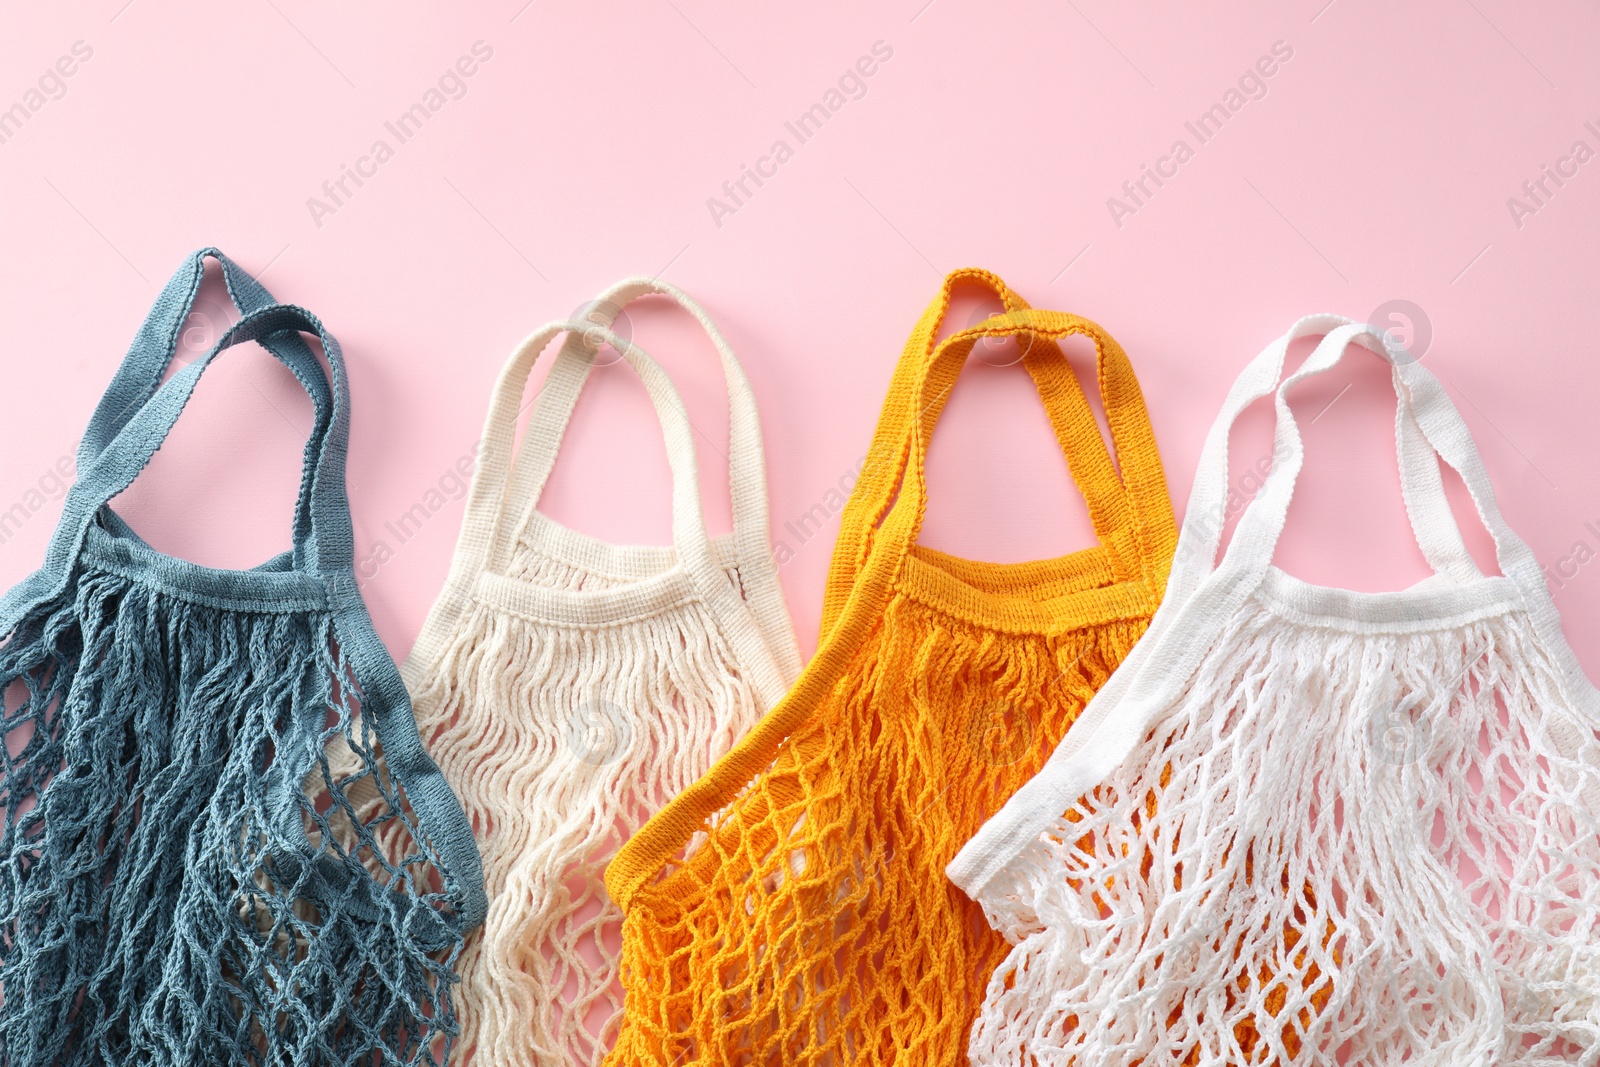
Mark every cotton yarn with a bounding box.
[402,279,800,1067]
[604,270,1179,1067]
[0,251,484,1066]
[951,316,1600,1066]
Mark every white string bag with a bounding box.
[401,278,801,1067]
[949,316,1600,1066]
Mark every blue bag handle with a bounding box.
[77,248,334,565]
[15,294,486,934]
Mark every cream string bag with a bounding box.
[950,316,1600,1065]
[402,278,801,1067]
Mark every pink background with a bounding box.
[1,0,1597,675]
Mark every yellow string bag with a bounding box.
[603,269,1179,1066]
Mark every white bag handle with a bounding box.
[495,278,801,684]
[1174,316,1489,600]
[457,320,715,579]
[442,318,792,709]
[951,315,1600,898]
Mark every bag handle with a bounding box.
[57,302,488,929]
[68,306,351,572]
[1173,316,1600,808]
[445,319,791,707]
[493,278,802,683]
[607,306,1178,909]
[902,308,1174,585]
[1204,321,1600,797]
[838,297,1177,614]
[452,321,713,584]
[823,269,1032,627]
[949,317,1600,900]
[1393,390,1484,583]
[77,249,334,562]
[1179,318,1514,594]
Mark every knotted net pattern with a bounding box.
[971,596,1600,1066]
[411,544,768,1067]
[0,566,467,1066]
[609,578,1152,1067]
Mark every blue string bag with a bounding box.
[0,250,487,1065]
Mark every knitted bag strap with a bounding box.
[880,306,1176,596]
[823,272,1177,635]
[1169,318,1492,601]
[76,248,333,560]
[493,278,801,685]
[429,318,792,710]
[822,269,1032,629]
[608,307,1177,910]
[1204,320,1600,770]
[831,276,1176,629]
[6,293,488,932]
[950,316,1600,896]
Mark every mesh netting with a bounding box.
[971,595,1600,1066]
[410,547,768,1067]
[0,564,466,1066]
[609,583,1151,1067]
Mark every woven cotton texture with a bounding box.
[603,270,1178,1067]
[952,317,1600,1066]
[402,280,801,1067]
[0,251,485,1066]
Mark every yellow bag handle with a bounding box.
[821,269,1032,629]
[607,285,1177,912]
[823,271,1175,633]
[890,306,1177,599]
